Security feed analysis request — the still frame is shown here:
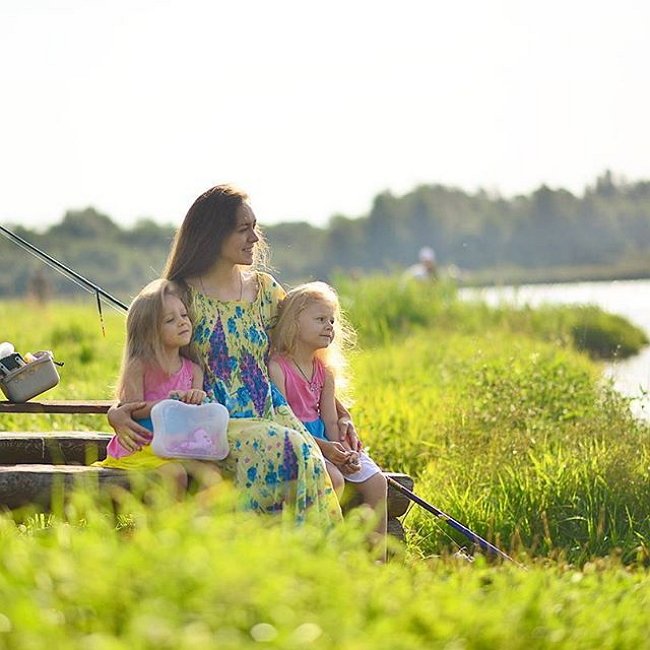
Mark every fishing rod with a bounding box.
[0,224,128,323]
[386,475,522,566]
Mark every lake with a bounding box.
[461,278,650,420]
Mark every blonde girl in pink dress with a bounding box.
[269,281,387,553]
[100,279,206,493]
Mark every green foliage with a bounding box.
[351,331,649,563]
[2,285,650,646]
[569,306,649,358]
[336,275,648,360]
[2,495,650,648]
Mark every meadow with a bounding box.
[1,278,650,648]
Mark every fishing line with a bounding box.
[0,225,128,333]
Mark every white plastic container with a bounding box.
[151,399,229,460]
[0,352,60,402]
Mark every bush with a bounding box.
[569,306,649,358]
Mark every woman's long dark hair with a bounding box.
[163,184,249,283]
[162,184,270,311]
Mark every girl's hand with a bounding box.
[339,451,361,475]
[338,417,362,452]
[321,440,351,466]
[168,389,206,405]
[108,402,152,452]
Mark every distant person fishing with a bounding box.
[404,246,438,281]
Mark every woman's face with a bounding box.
[219,203,259,266]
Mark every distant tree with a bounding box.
[124,218,175,248]
[1,171,650,299]
[49,207,120,241]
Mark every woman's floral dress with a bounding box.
[190,272,341,525]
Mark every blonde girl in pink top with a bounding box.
[269,281,387,554]
[100,279,206,493]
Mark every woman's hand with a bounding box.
[169,388,206,405]
[107,402,152,453]
[338,417,362,452]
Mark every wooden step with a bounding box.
[0,400,112,414]
[0,432,111,465]
[0,464,131,510]
[0,433,415,538]
[0,459,413,526]
[0,433,414,512]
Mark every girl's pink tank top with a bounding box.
[142,356,195,400]
[106,357,197,459]
[272,355,325,422]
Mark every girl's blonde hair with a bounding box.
[115,278,198,399]
[272,281,356,399]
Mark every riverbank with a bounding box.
[465,278,650,421]
[455,259,650,288]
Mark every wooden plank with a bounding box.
[0,400,113,414]
[0,432,111,465]
[0,464,131,510]
[0,464,411,540]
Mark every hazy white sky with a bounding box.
[1,0,649,230]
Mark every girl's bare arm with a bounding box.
[120,360,153,419]
[191,364,204,390]
[334,397,361,451]
[320,370,343,444]
[112,360,154,451]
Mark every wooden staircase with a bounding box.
[0,430,413,538]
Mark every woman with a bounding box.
[105,185,344,526]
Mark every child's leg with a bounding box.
[354,472,388,561]
[325,460,345,499]
[156,461,189,501]
[184,460,224,510]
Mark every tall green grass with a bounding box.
[2,490,650,649]
[2,289,650,562]
[336,275,648,358]
[2,286,650,646]
[350,329,650,563]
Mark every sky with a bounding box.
[1,0,649,231]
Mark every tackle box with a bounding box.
[0,352,60,402]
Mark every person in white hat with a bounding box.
[405,246,438,281]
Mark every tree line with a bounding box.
[1,171,649,301]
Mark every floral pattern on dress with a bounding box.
[240,351,270,417]
[279,432,300,482]
[207,314,232,383]
[186,272,342,527]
